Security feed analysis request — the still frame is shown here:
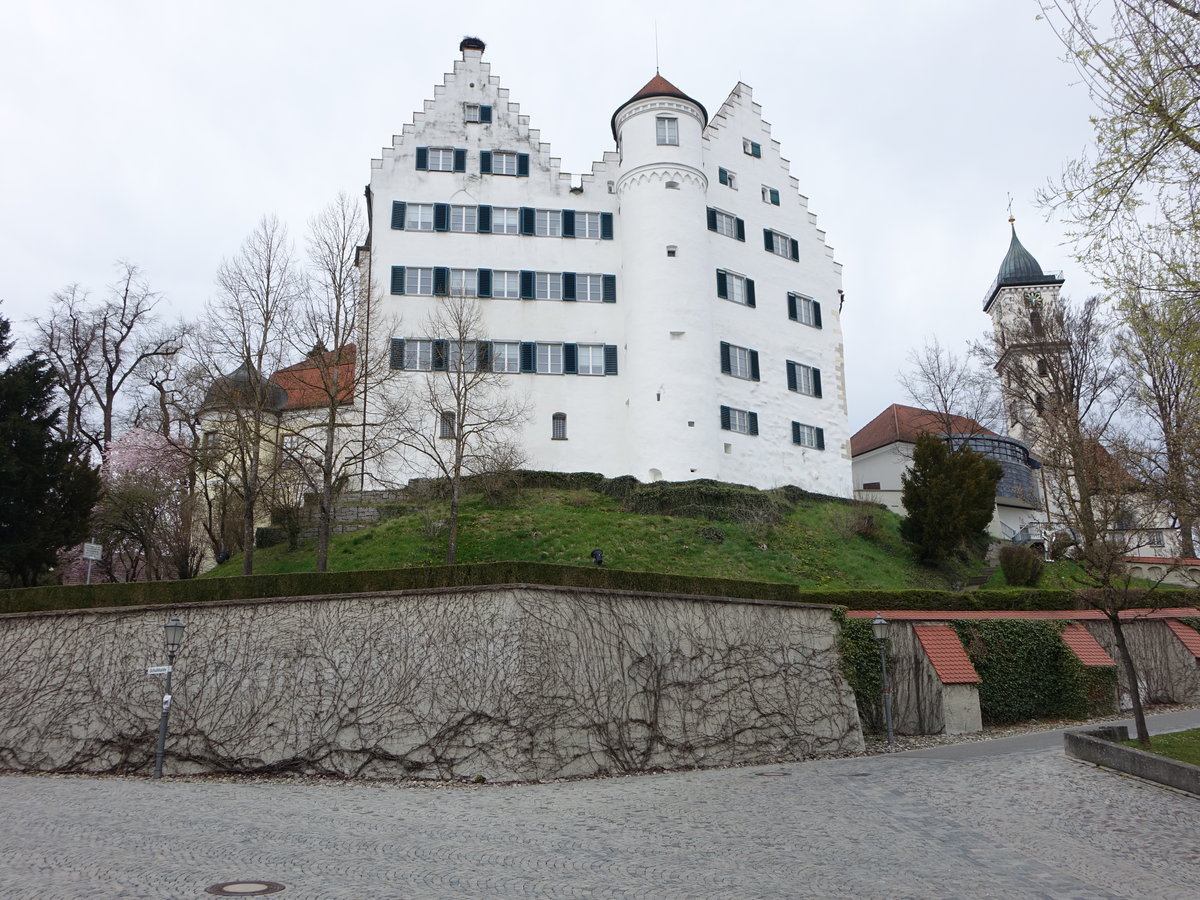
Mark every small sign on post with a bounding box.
[146,665,172,676]
[82,543,102,561]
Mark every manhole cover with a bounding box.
[206,882,285,896]
[754,771,791,777]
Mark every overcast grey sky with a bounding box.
[0,0,1099,430]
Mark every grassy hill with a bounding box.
[208,479,971,590]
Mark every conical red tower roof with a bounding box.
[611,73,707,139]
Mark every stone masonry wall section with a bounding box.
[0,587,864,781]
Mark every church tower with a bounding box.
[982,220,1065,448]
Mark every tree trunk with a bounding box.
[1109,611,1151,747]
[1178,512,1196,559]
[242,491,256,576]
[315,418,337,573]
[446,472,460,565]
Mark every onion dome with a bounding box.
[611,73,708,139]
[996,224,1046,286]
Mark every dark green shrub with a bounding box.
[998,545,1044,586]
[255,527,288,550]
[625,479,784,523]
[953,620,1090,724]
[901,434,1002,564]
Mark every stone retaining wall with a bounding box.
[0,586,863,781]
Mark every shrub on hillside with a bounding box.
[625,479,784,523]
[999,545,1044,586]
[900,434,1002,564]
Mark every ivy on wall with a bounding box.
[953,620,1093,724]
[834,611,893,733]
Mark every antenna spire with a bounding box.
[654,21,660,73]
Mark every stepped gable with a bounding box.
[850,404,995,457]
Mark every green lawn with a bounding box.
[205,488,966,590]
[1122,728,1200,766]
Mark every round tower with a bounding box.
[612,75,716,482]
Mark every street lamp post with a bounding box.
[152,617,187,780]
[871,614,895,747]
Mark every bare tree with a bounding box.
[32,262,183,458]
[195,216,301,575]
[899,337,1001,447]
[390,296,529,564]
[275,194,401,571]
[982,291,1170,745]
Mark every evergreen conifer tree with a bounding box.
[900,433,1001,564]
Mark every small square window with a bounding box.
[767,230,791,257]
[719,167,737,189]
[577,344,605,376]
[713,210,738,238]
[742,139,762,157]
[762,185,780,205]
[492,342,520,373]
[492,151,518,175]
[404,339,433,371]
[492,207,520,235]
[727,408,750,433]
[405,268,434,295]
[427,148,456,171]
[493,270,520,299]
[793,423,819,448]
[535,209,562,237]
[727,344,753,380]
[449,269,477,298]
[535,272,562,300]
[576,274,605,302]
[405,203,434,231]
[536,343,563,374]
[657,117,679,146]
[790,293,818,326]
[450,205,477,233]
[575,211,602,238]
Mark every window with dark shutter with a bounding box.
[746,279,756,308]
[520,207,535,235]
[519,342,535,373]
[431,340,448,371]
[600,212,614,240]
[434,203,450,232]
[390,338,405,370]
[517,153,530,176]
[748,412,759,435]
[720,342,732,375]
[415,147,429,170]
[453,148,467,172]
[750,350,760,382]
[769,188,780,205]
[520,270,535,300]
[813,301,822,328]
[476,341,492,371]
[562,209,576,238]
[707,208,718,232]
[787,361,798,392]
[477,205,492,233]
[563,343,578,374]
[390,266,405,295]
[602,274,617,303]
[479,150,492,174]
[790,238,799,261]
[812,369,822,398]
[816,427,825,450]
[792,422,801,445]
[720,405,731,430]
[477,268,492,298]
[764,229,773,251]
[604,344,618,375]
[391,201,406,230]
[736,217,745,241]
[562,272,577,301]
[716,270,728,299]
[433,267,449,296]
[480,105,492,123]
[788,293,798,321]
[719,168,729,185]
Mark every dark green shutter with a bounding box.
[736,218,745,241]
[787,361,797,392]
[391,201,406,230]
[519,342,535,373]
[477,205,492,233]
[707,208,717,232]
[788,293,798,321]
[751,141,762,158]
[750,350,760,382]
[562,272,577,301]
[517,153,530,176]
[600,212,614,239]
[815,427,825,451]
[476,341,492,371]
[720,342,731,375]
[718,167,729,185]
[433,267,449,296]
[453,148,467,172]
[764,229,773,251]
[604,345,618,375]
[716,270,728,299]
[602,274,616,303]
[520,207,535,235]
[477,269,492,298]
[813,301,822,328]
[748,412,759,435]
[746,279,756,308]
[390,266,405,295]
[415,147,429,170]
[790,238,799,261]
[480,151,492,174]
[770,188,780,205]
[480,105,492,123]
[434,203,450,232]
[432,340,448,371]
[563,343,578,374]
[813,368,823,398]
[720,405,731,430]
[520,270,535,299]
[792,422,801,445]
[390,338,405,370]
[562,209,575,238]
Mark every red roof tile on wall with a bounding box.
[913,624,980,684]
[847,608,1200,622]
[1165,620,1200,660]
[1060,623,1116,667]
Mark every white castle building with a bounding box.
[362,38,851,494]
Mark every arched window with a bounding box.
[551,412,567,440]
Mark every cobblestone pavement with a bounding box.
[3,739,1199,899]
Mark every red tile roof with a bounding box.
[913,624,980,684]
[1125,556,1200,566]
[271,345,356,411]
[1165,620,1200,659]
[1060,623,1116,667]
[629,73,691,103]
[850,404,996,457]
[847,608,1200,622]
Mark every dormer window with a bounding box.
[656,117,679,146]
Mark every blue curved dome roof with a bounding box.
[996,225,1045,285]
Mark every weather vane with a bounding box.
[1007,193,1015,223]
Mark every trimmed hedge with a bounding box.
[4,560,1195,616]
